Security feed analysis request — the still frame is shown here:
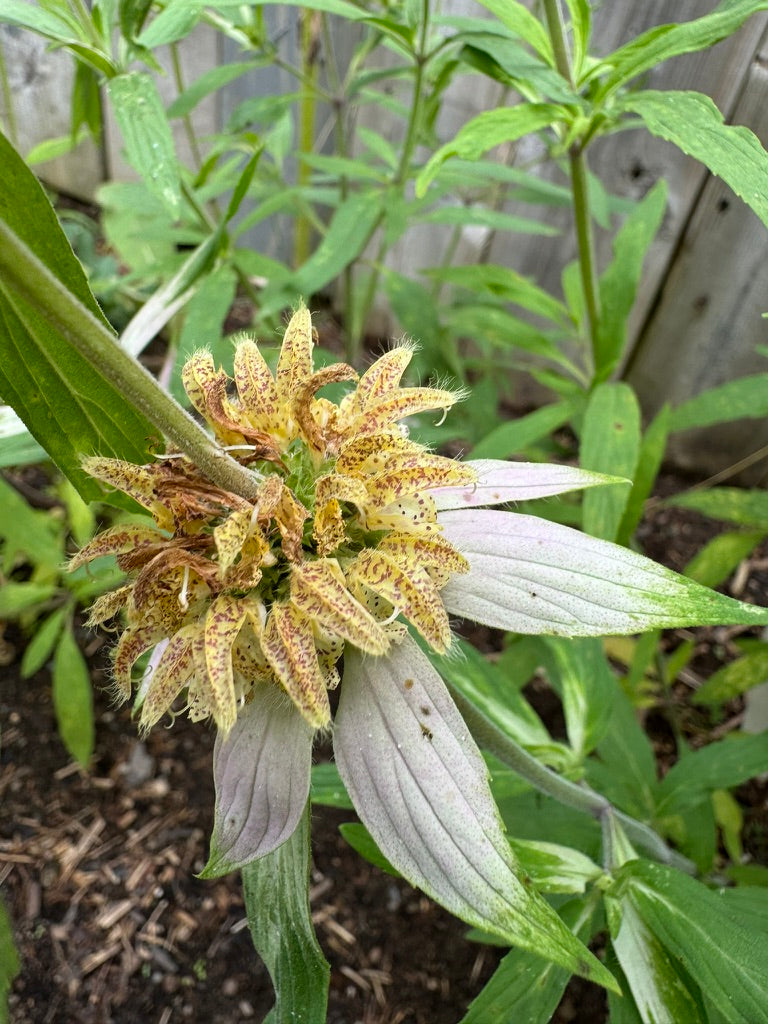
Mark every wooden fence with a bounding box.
[2,2,768,477]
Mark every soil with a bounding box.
[3,482,768,1024]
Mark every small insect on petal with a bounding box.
[261,603,331,729]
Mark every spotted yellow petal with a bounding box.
[261,603,331,728]
[335,432,423,476]
[349,549,452,652]
[204,594,249,734]
[290,559,389,654]
[276,306,314,402]
[69,523,164,571]
[315,472,369,509]
[81,457,159,513]
[86,585,132,627]
[352,387,461,435]
[376,532,470,576]
[365,492,439,533]
[139,624,204,731]
[365,457,476,509]
[355,346,413,410]
[313,498,347,557]
[213,509,252,575]
[112,624,166,701]
[233,338,281,426]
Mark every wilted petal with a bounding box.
[334,637,615,985]
[139,624,203,730]
[69,523,164,571]
[431,460,626,510]
[201,688,314,877]
[112,623,167,702]
[440,509,768,634]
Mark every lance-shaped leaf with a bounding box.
[614,859,768,1024]
[0,131,153,499]
[242,804,329,1024]
[201,689,314,878]
[334,637,618,989]
[430,459,625,510]
[439,509,768,634]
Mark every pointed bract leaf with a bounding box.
[439,509,768,635]
[430,460,624,510]
[202,689,314,877]
[241,805,329,1022]
[334,637,617,988]
[615,859,768,1024]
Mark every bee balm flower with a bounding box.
[72,306,768,983]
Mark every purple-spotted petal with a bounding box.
[439,509,768,634]
[333,636,616,985]
[200,687,314,877]
[430,459,626,510]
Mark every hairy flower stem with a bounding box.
[0,222,262,500]
[542,0,602,378]
[447,683,697,876]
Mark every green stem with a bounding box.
[169,42,205,173]
[294,12,320,269]
[448,683,697,875]
[0,222,262,501]
[0,44,19,149]
[542,0,601,378]
[346,0,432,359]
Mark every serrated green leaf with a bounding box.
[107,72,181,217]
[458,33,574,103]
[595,182,667,380]
[693,648,768,706]
[433,263,570,325]
[242,805,329,1024]
[460,900,595,1023]
[20,607,67,678]
[616,858,768,1024]
[594,0,768,98]
[0,474,63,570]
[666,487,768,528]
[0,133,154,500]
[417,104,567,196]
[290,192,382,297]
[656,732,768,813]
[470,398,581,460]
[617,90,768,230]
[608,898,706,1024]
[471,0,552,64]
[0,582,58,617]
[542,637,616,761]
[52,625,94,766]
[670,372,768,431]
[580,383,639,542]
[685,530,765,588]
